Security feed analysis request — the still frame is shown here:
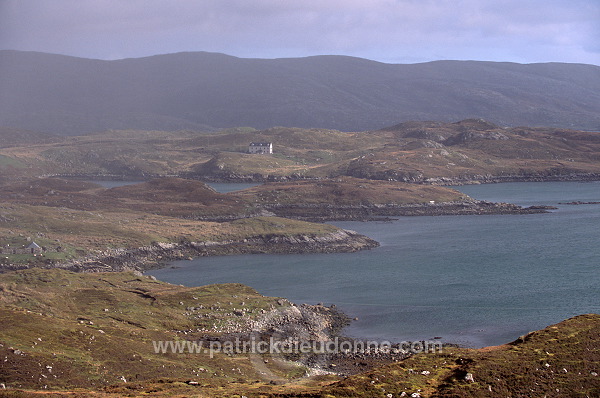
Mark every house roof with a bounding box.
[27,242,41,249]
[249,142,272,146]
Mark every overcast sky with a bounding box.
[1,0,598,65]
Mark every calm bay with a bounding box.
[147,182,600,347]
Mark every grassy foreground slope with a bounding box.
[0,269,341,395]
[311,314,600,398]
[0,269,598,397]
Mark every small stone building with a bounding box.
[2,242,43,254]
[27,242,42,254]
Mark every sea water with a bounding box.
[147,182,600,347]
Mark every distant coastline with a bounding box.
[54,171,600,185]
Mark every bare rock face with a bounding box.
[400,140,446,150]
[249,303,349,342]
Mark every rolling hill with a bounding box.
[1,50,599,135]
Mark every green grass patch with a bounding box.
[0,154,25,168]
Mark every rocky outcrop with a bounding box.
[209,301,351,342]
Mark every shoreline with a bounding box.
[258,200,555,222]
[0,229,379,273]
[50,172,600,185]
[0,198,553,273]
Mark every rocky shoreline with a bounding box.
[0,229,379,273]
[259,200,555,222]
[200,300,414,378]
[52,171,600,185]
[181,171,600,185]
[422,172,600,185]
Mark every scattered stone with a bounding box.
[421,370,430,375]
[187,380,199,385]
[465,373,475,383]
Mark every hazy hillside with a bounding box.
[1,50,599,135]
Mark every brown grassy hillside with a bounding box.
[0,270,597,397]
[2,121,600,183]
[309,314,600,398]
[237,177,467,206]
[0,269,313,391]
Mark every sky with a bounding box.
[0,0,599,65]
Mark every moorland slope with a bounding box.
[2,120,600,184]
[0,269,598,397]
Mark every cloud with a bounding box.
[0,0,598,64]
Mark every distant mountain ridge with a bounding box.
[1,50,599,135]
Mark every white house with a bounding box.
[248,142,273,154]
